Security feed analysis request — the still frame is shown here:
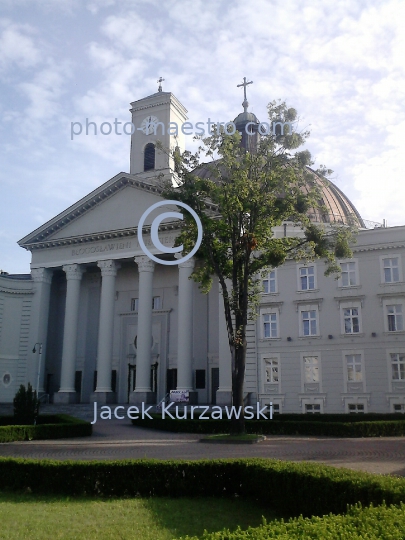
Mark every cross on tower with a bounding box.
[157,76,165,92]
[237,77,253,112]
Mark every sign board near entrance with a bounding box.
[170,390,189,403]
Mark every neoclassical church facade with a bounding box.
[1,90,404,413]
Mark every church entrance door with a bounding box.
[166,368,177,394]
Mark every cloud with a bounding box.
[86,0,116,15]
[2,0,405,274]
[0,19,41,71]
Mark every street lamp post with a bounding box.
[32,343,43,394]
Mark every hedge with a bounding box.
[131,414,405,437]
[0,458,405,518]
[184,502,405,540]
[0,414,92,442]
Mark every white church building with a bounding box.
[0,89,404,414]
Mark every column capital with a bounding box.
[176,256,195,269]
[62,264,84,281]
[31,267,53,285]
[97,259,121,277]
[135,256,155,273]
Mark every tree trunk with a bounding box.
[230,339,247,434]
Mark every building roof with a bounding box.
[191,161,364,227]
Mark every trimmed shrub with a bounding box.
[184,502,405,540]
[0,414,92,442]
[131,414,405,437]
[0,458,405,518]
[13,383,39,425]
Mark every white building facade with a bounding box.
[0,90,404,413]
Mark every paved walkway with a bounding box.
[1,404,405,477]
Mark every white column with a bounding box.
[217,280,232,405]
[176,257,195,393]
[30,268,53,393]
[91,259,120,403]
[131,255,155,403]
[55,264,84,403]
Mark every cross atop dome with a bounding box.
[237,77,253,112]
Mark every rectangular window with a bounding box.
[393,404,405,413]
[111,370,117,393]
[391,353,405,380]
[74,370,82,394]
[195,369,206,389]
[152,296,161,310]
[263,313,278,338]
[131,298,139,312]
[303,355,319,383]
[387,305,404,331]
[341,262,357,287]
[343,307,360,334]
[383,257,400,283]
[348,403,365,414]
[305,403,321,414]
[263,270,276,294]
[265,403,280,415]
[264,358,279,383]
[346,354,363,382]
[300,266,315,290]
[302,310,317,336]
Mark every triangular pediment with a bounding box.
[18,173,174,249]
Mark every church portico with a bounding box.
[29,229,215,408]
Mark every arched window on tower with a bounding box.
[144,143,155,171]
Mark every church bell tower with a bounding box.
[129,82,188,177]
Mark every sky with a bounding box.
[1,0,404,274]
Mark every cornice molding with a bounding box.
[293,298,323,311]
[22,220,182,251]
[0,286,34,295]
[352,243,405,253]
[119,308,172,317]
[334,295,365,308]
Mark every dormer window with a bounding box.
[144,143,155,171]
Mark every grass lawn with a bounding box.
[0,492,278,540]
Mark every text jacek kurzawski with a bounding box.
[91,402,273,424]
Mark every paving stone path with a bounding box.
[1,404,405,477]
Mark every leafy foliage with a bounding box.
[1,457,405,516]
[131,414,405,437]
[183,503,405,540]
[163,100,358,432]
[12,383,39,425]
[0,414,91,442]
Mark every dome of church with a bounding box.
[233,111,259,126]
[304,167,364,227]
[191,162,364,227]
[232,109,260,153]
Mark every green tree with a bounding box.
[13,383,40,425]
[163,101,356,433]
